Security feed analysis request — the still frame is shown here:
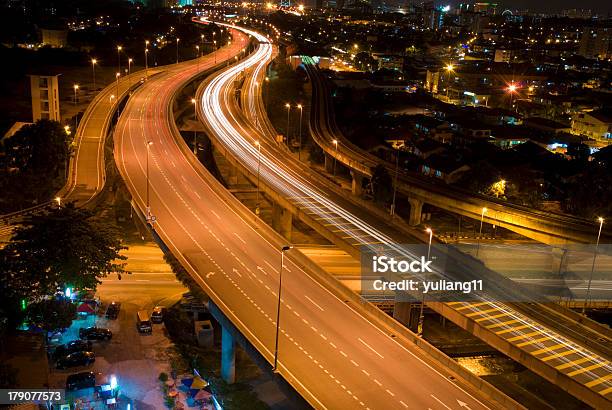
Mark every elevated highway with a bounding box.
[200,25,612,409]
[302,57,611,246]
[113,22,511,410]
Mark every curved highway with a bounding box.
[114,22,498,410]
[198,22,612,409]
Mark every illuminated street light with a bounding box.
[73,84,79,105]
[191,98,198,154]
[115,72,120,98]
[145,40,150,80]
[117,45,122,75]
[476,207,487,257]
[55,196,62,208]
[297,104,303,161]
[64,125,71,136]
[425,228,433,259]
[444,63,454,99]
[255,140,261,213]
[584,217,604,312]
[146,140,154,220]
[176,37,180,64]
[285,103,291,143]
[332,139,338,177]
[91,58,97,90]
[128,58,133,75]
[273,245,293,373]
[506,82,519,111]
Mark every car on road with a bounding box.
[66,371,96,390]
[79,327,112,341]
[136,311,152,333]
[151,306,164,323]
[105,301,121,319]
[53,340,92,360]
[56,351,95,369]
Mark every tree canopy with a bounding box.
[0,204,126,328]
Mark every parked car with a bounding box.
[53,340,92,360]
[66,371,96,390]
[79,327,112,341]
[136,311,152,333]
[151,306,164,323]
[105,302,121,319]
[56,351,95,369]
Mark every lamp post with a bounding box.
[255,140,261,214]
[418,226,433,338]
[476,207,487,257]
[115,73,120,99]
[332,139,338,176]
[191,98,198,154]
[273,245,293,373]
[297,104,303,160]
[264,76,270,108]
[584,217,604,313]
[55,196,62,208]
[176,37,180,64]
[145,40,149,80]
[117,46,122,76]
[285,103,291,144]
[226,41,231,66]
[391,150,399,216]
[91,59,97,90]
[73,84,79,105]
[506,82,518,111]
[146,141,153,220]
[426,227,433,259]
[128,58,133,76]
[444,63,454,100]
[196,45,200,72]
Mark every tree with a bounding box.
[370,164,393,204]
[26,299,76,336]
[567,142,590,162]
[0,204,126,328]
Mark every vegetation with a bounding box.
[0,204,127,328]
[0,120,70,213]
[25,299,77,337]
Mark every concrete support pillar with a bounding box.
[552,247,569,275]
[228,163,238,185]
[351,171,365,196]
[324,153,334,174]
[272,203,292,241]
[393,292,420,332]
[407,197,424,226]
[221,326,236,384]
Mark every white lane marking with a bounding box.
[210,210,221,219]
[400,401,408,408]
[361,369,370,377]
[373,379,382,386]
[339,350,348,358]
[233,232,246,244]
[206,271,215,279]
[431,394,452,410]
[232,268,242,278]
[305,295,324,311]
[264,260,278,273]
[386,389,395,397]
[358,337,385,359]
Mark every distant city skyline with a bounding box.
[444,0,612,13]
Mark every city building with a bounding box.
[571,110,612,145]
[29,74,61,122]
[578,27,612,60]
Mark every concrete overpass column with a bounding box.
[272,203,292,241]
[324,153,334,174]
[351,170,365,196]
[393,293,420,331]
[407,197,424,226]
[221,326,236,384]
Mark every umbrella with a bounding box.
[181,377,194,388]
[194,390,212,401]
[77,302,95,314]
[190,376,207,390]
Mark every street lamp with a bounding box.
[213,40,217,64]
[332,139,338,176]
[476,207,487,257]
[145,40,150,80]
[285,103,291,143]
[146,140,154,220]
[584,217,604,312]
[176,37,180,64]
[73,84,79,105]
[128,58,133,75]
[273,245,293,373]
[297,104,303,160]
[115,72,120,99]
[255,140,262,214]
[191,98,198,154]
[444,63,454,99]
[506,82,518,111]
[117,46,122,76]
[55,196,62,208]
[264,76,270,107]
[91,59,97,90]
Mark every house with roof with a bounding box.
[571,110,612,146]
